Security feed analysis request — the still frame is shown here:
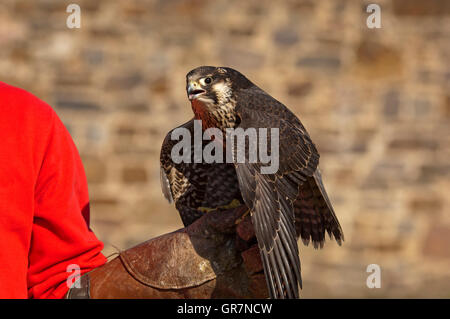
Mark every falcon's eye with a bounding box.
[199,77,212,86]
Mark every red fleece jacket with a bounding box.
[0,82,106,298]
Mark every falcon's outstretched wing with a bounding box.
[234,86,320,299]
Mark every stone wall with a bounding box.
[1,0,449,297]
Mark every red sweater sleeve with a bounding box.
[0,82,106,299]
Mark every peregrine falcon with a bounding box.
[160,66,344,299]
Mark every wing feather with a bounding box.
[160,166,174,204]
[233,86,319,298]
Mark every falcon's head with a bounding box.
[186,66,253,106]
[185,66,254,129]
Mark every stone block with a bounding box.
[122,166,148,183]
[392,0,450,16]
[354,40,402,79]
[423,225,450,259]
[82,156,107,184]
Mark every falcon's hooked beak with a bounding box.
[187,81,206,101]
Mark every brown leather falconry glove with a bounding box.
[66,206,268,299]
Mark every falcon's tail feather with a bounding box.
[294,168,344,248]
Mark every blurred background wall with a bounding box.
[1,0,449,298]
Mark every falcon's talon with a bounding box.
[218,199,242,210]
[197,206,215,214]
[235,208,250,225]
